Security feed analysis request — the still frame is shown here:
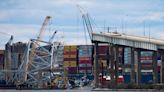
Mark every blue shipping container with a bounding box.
[123,74,131,83]
[141,73,153,84]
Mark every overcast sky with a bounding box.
[0,0,164,49]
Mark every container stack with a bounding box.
[118,48,124,83]
[64,46,78,74]
[98,45,109,74]
[157,55,161,82]
[140,51,153,84]
[123,47,132,83]
[78,45,93,74]
[0,50,4,69]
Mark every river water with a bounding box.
[0,89,163,92]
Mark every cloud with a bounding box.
[0,23,90,49]
[133,12,164,22]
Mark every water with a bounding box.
[0,89,163,92]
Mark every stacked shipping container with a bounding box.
[140,51,153,83]
[123,47,131,83]
[0,50,5,83]
[78,45,93,74]
[64,46,78,74]
[98,45,108,68]
[0,50,4,70]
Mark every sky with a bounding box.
[0,0,164,49]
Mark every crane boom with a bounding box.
[37,16,51,41]
[49,30,57,43]
[77,5,93,40]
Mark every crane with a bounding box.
[36,16,51,42]
[49,30,57,43]
[77,5,93,40]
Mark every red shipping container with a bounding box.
[79,57,92,61]
[98,46,108,54]
[141,64,152,69]
[79,60,92,64]
[64,58,77,61]
[78,67,92,70]
[141,63,152,66]
[98,46,108,49]
[140,56,152,60]
[99,55,108,60]
[117,77,124,83]
[158,66,161,72]
[67,67,78,74]
[64,51,77,55]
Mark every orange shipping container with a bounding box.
[63,61,70,67]
[70,49,77,52]
[64,46,70,49]
[64,49,70,52]
[70,55,76,58]
[64,55,70,58]
[69,61,77,67]
[70,46,77,49]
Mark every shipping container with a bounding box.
[141,73,153,84]
[63,61,77,67]
[79,57,92,61]
[64,55,77,58]
[98,46,108,55]
[78,67,92,70]
[79,60,92,64]
[64,58,77,61]
[141,51,153,56]
[158,66,161,72]
[79,64,92,67]
[99,55,108,60]
[70,46,77,49]
[140,56,152,60]
[123,68,131,73]
[124,47,131,65]
[141,70,153,73]
[69,61,77,67]
[79,70,92,74]
[79,45,93,49]
[123,74,131,83]
[63,61,70,67]
[67,67,78,74]
[141,64,152,69]
[79,70,86,73]
[140,60,152,63]
[64,51,76,55]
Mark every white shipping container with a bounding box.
[141,70,153,73]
